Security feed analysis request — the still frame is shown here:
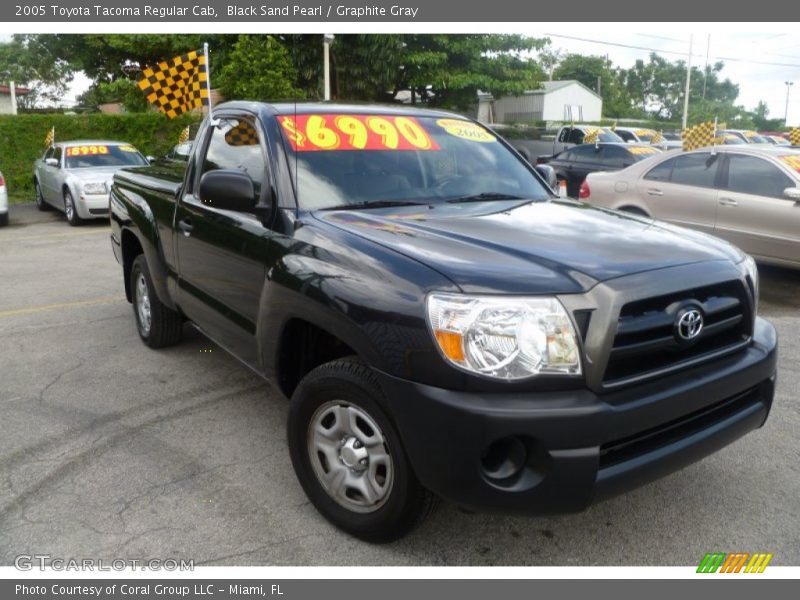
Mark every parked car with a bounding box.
[583,145,800,269]
[0,170,8,226]
[33,141,150,225]
[764,135,791,146]
[493,124,624,164]
[544,142,662,198]
[109,102,776,541]
[720,130,771,145]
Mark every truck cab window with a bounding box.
[200,117,266,203]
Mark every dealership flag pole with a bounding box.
[204,42,217,125]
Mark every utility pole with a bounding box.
[323,34,335,101]
[701,34,710,101]
[682,34,694,130]
[9,80,17,115]
[785,81,794,125]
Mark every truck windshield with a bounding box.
[278,114,551,210]
[64,144,149,169]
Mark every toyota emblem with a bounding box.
[676,308,704,341]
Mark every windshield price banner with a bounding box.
[65,145,110,156]
[279,114,440,152]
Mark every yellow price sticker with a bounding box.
[436,119,496,143]
[118,145,138,152]
[779,155,800,173]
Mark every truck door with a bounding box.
[174,114,272,368]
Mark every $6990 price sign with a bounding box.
[279,114,440,152]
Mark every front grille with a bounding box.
[598,384,765,469]
[603,280,751,387]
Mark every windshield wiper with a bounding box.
[321,200,429,210]
[446,192,525,203]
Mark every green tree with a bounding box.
[0,37,73,107]
[553,53,638,118]
[216,35,302,101]
[398,35,547,110]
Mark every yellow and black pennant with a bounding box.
[43,126,55,148]
[138,48,209,119]
[682,121,717,151]
[790,128,800,147]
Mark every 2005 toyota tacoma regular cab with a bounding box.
[110,102,777,542]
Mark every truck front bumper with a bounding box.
[375,317,777,514]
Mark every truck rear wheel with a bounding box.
[288,358,436,542]
[130,255,182,348]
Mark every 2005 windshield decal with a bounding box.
[280,114,441,152]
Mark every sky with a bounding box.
[536,30,800,126]
[3,31,800,125]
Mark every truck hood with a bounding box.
[314,199,743,294]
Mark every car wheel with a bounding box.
[0,213,7,227]
[63,190,83,226]
[288,358,436,543]
[34,180,50,211]
[130,255,183,348]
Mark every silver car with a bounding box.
[33,141,150,225]
[582,145,800,269]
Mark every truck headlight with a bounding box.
[742,254,759,313]
[426,292,581,380]
[82,182,107,195]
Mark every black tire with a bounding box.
[63,189,83,226]
[0,213,7,227]
[34,180,50,211]
[130,255,182,348]
[288,358,436,543]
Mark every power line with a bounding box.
[544,32,800,69]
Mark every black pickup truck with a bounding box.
[110,102,777,542]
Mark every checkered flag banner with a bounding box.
[651,130,664,144]
[43,126,54,148]
[790,128,800,146]
[138,48,209,119]
[584,128,600,144]
[178,125,191,144]
[682,121,717,151]
[225,120,259,147]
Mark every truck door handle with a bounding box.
[647,188,663,196]
[719,197,738,207]
[178,218,194,236]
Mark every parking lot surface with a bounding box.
[1,203,798,566]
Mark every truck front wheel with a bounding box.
[130,255,182,348]
[288,358,436,542]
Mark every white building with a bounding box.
[0,84,31,114]
[479,80,603,124]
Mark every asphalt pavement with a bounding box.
[1,202,798,566]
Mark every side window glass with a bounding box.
[726,155,794,198]
[568,129,585,145]
[44,147,54,160]
[601,145,628,168]
[669,153,718,188]
[52,147,62,165]
[199,116,266,205]
[644,157,676,182]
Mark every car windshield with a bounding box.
[279,114,551,210]
[597,129,623,142]
[64,144,148,169]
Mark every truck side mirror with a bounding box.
[45,158,59,167]
[198,169,256,212]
